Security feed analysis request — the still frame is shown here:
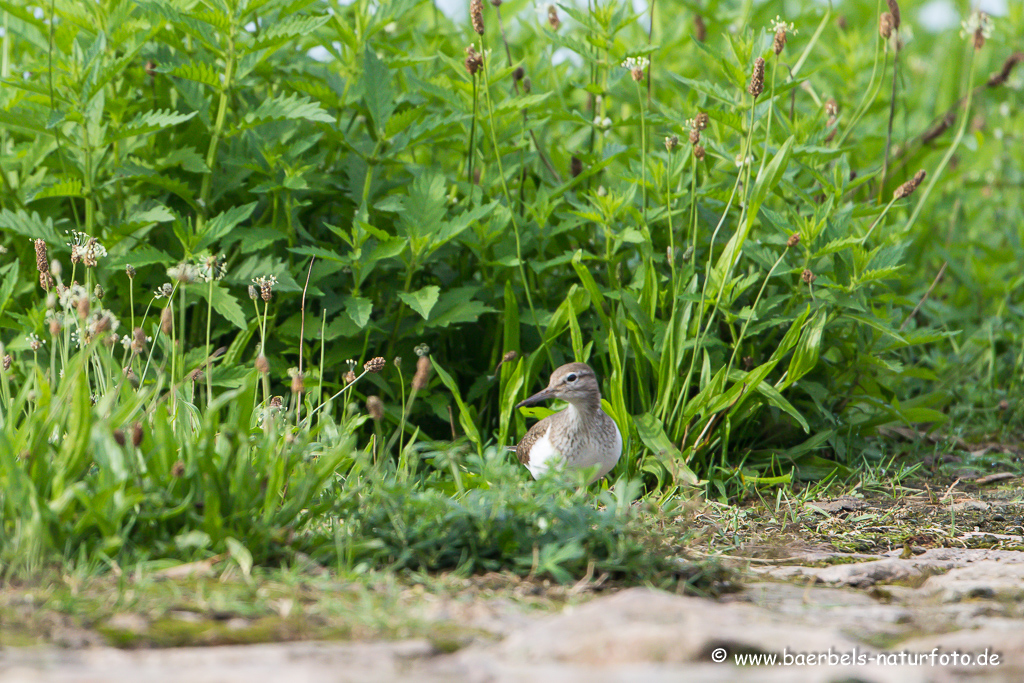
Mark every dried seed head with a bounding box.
[547,5,560,30]
[801,269,816,284]
[364,356,387,373]
[132,422,144,447]
[49,317,61,336]
[366,395,384,421]
[893,178,918,200]
[693,144,705,161]
[987,52,1023,87]
[773,29,786,55]
[631,67,643,82]
[126,264,136,279]
[248,284,258,300]
[693,15,706,42]
[290,370,304,394]
[490,0,501,6]
[132,327,146,354]
[825,98,838,118]
[39,272,53,291]
[160,305,173,334]
[513,66,524,82]
[999,399,1010,411]
[886,0,900,29]
[688,128,700,145]
[2,354,10,371]
[787,233,801,248]
[94,284,104,299]
[171,460,185,478]
[344,369,357,384]
[113,429,126,446]
[570,155,583,177]
[256,354,270,374]
[260,282,273,302]
[77,295,90,321]
[34,239,49,274]
[464,45,483,76]
[879,12,894,39]
[747,57,765,98]
[913,169,927,187]
[694,112,709,130]
[470,0,484,35]
[412,355,431,391]
[83,238,99,267]
[665,135,679,152]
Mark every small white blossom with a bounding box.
[769,16,796,34]
[620,56,649,71]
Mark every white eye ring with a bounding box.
[566,373,578,382]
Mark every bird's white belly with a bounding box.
[527,422,623,481]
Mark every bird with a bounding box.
[513,362,622,483]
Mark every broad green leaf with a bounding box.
[364,46,394,132]
[193,282,248,330]
[196,202,257,252]
[784,307,828,388]
[345,296,373,328]
[634,413,698,485]
[398,285,440,320]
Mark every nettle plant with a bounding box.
[0,0,1012,533]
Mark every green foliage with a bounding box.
[0,0,1021,578]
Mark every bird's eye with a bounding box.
[566,373,578,383]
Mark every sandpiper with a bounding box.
[514,362,622,482]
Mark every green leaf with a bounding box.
[234,94,334,134]
[431,358,483,454]
[784,307,828,388]
[634,413,698,486]
[196,202,258,252]
[398,285,440,320]
[193,282,248,330]
[0,209,63,242]
[345,296,373,328]
[167,61,221,88]
[363,46,395,132]
[104,109,197,144]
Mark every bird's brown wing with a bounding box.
[515,416,553,466]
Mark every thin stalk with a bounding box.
[635,79,648,223]
[879,47,899,201]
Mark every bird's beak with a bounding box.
[515,386,556,409]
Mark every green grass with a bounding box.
[0,0,1022,588]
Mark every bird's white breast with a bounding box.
[525,425,561,480]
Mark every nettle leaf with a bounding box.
[234,93,334,134]
[194,282,248,330]
[28,179,83,201]
[345,296,373,328]
[196,202,258,252]
[104,109,196,144]
[398,285,440,320]
[251,14,331,50]
[394,171,447,248]
[0,208,64,242]
[166,61,221,89]
[363,46,394,132]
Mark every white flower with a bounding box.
[961,10,993,41]
[769,16,795,34]
[620,56,649,71]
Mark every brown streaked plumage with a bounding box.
[513,362,622,482]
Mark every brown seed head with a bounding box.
[83,238,99,268]
[77,295,90,321]
[694,112,709,130]
[825,98,838,118]
[131,327,146,355]
[2,354,10,371]
[145,60,157,78]
[694,144,705,161]
[344,369,357,384]
[570,156,583,178]
[801,269,816,284]
[688,128,700,145]
[412,355,431,391]
[34,239,49,274]
[630,67,644,82]
[132,422,144,447]
[39,272,53,291]
[973,26,985,51]
[256,354,270,374]
[787,233,801,248]
[747,57,765,98]
[987,52,1024,87]
[665,135,679,152]
[126,264,136,279]
[366,395,384,421]
[49,317,61,336]
[879,12,894,39]
[547,5,560,30]
[464,45,483,76]
[160,305,173,334]
[999,399,1010,411]
[513,66,524,82]
[269,396,283,409]
[290,371,304,394]
[171,460,185,478]
[773,28,787,55]
[912,169,927,187]
[893,178,917,200]
[364,356,387,374]
[94,284,104,300]
[113,429,126,446]
[470,0,484,35]
[886,0,901,29]
[693,15,706,42]
[260,281,273,302]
